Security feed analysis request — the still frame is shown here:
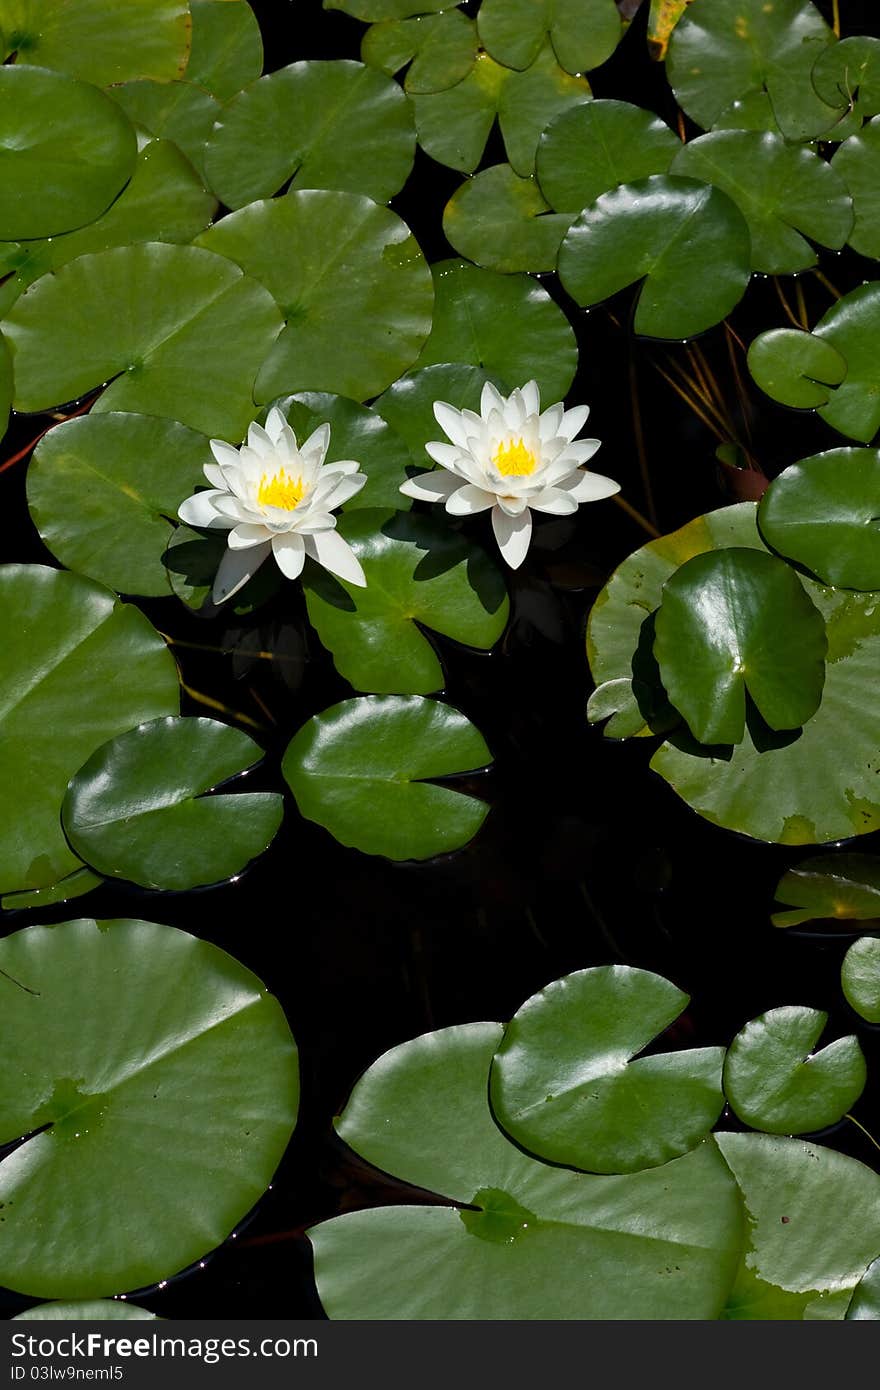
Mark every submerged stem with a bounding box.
[847,1112,880,1158]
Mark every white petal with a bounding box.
[529,487,579,515]
[425,440,466,470]
[564,437,602,465]
[271,531,306,580]
[559,404,590,441]
[504,389,527,429]
[321,458,361,477]
[229,523,272,550]
[209,439,244,470]
[246,421,276,459]
[301,422,331,465]
[446,484,496,515]
[492,505,532,569]
[264,406,289,443]
[304,529,367,587]
[319,474,368,511]
[178,489,232,529]
[294,510,338,534]
[557,469,621,502]
[203,462,227,489]
[432,400,471,447]
[212,541,270,603]
[538,403,564,441]
[399,471,461,503]
[212,493,256,524]
[520,380,541,417]
[480,381,506,419]
[495,493,530,516]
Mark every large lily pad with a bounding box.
[670,130,852,274]
[270,392,413,511]
[536,99,679,214]
[476,0,622,74]
[653,548,827,745]
[310,1022,743,1318]
[27,412,213,597]
[413,260,577,404]
[813,284,880,444]
[2,243,283,441]
[758,448,880,591]
[197,190,432,405]
[841,938,880,1024]
[361,11,477,94]
[186,0,263,100]
[0,66,137,241]
[109,80,222,184]
[0,565,179,898]
[282,695,491,861]
[442,165,573,274]
[489,966,725,1174]
[62,717,283,892]
[304,509,509,695]
[723,1007,866,1134]
[204,60,415,209]
[557,175,752,340]
[746,329,847,410]
[0,917,298,1298]
[375,363,507,469]
[772,854,880,928]
[0,0,191,85]
[832,117,880,261]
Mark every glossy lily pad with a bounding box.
[375,363,507,469]
[310,1022,743,1318]
[204,60,415,209]
[833,119,880,261]
[0,565,179,898]
[557,175,752,340]
[282,695,491,861]
[198,190,432,405]
[536,99,679,214]
[0,333,10,447]
[0,917,298,1298]
[758,448,880,591]
[304,509,509,695]
[671,130,852,274]
[1,868,103,916]
[847,1257,880,1318]
[14,1301,157,1321]
[63,717,283,892]
[361,10,477,94]
[841,938,880,1024]
[490,966,725,1174]
[413,260,577,403]
[477,0,622,74]
[772,854,880,928]
[2,243,283,441]
[0,66,137,240]
[186,0,263,100]
[747,329,847,410]
[442,165,574,274]
[812,35,880,121]
[813,284,880,444]
[271,392,413,511]
[723,1007,866,1134]
[0,0,191,85]
[109,80,222,184]
[325,0,449,17]
[653,548,827,745]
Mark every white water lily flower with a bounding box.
[399,380,620,569]
[178,407,368,603]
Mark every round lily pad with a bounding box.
[747,329,847,410]
[14,1301,157,1321]
[442,165,574,274]
[536,99,679,214]
[758,448,880,591]
[0,0,191,86]
[109,80,222,184]
[361,11,477,94]
[412,260,577,404]
[186,0,263,101]
[557,175,752,340]
[0,66,137,240]
[477,0,621,73]
[270,392,413,511]
[374,363,507,469]
[0,565,179,898]
[813,283,880,444]
[304,509,509,695]
[282,695,491,861]
[833,117,880,261]
[204,60,415,209]
[841,938,880,1024]
[62,717,284,892]
[28,413,213,598]
[3,243,283,442]
[490,966,725,1174]
[772,854,880,928]
[197,190,432,405]
[0,917,298,1298]
[723,1007,866,1134]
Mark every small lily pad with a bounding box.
[747,329,847,410]
[361,11,477,94]
[325,0,449,17]
[832,118,880,261]
[477,0,622,74]
[536,99,679,214]
[772,854,880,928]
[813,281,880,444]
[841,938,880,1024]
[442,165,574,274]
[758,448,880,591]
[812,36,880,122]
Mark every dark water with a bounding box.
[2,0,880,1319]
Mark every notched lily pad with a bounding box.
[758,448,880,591]
[442,164,574,274]
[813,282,880,444]
[536,99,679,214]
[772,854,880,929]
[833,117,880,261]
[362,11,477,94]
[747,329,847,410]
[477,0,622,74]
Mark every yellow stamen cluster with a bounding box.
[492,437,537,477]
[257,467,305,511]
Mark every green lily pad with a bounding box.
[772,854,880,928]
[412,260,577,404]
[0,139,217,325]
[477,0,622,73]
[747,329,847,410]
[653,548,827,745]
[109,80,222,184]
[723,1007,866,1134]
[666,0,841,141]
[0,917,298,1298]
[375,363,507,469]
[309,1022,743,1319]
[163,524,281,616]
[186,0,263,100]
[557,175,752,340]
[2,242,283,441]
[758,448,880,591]
[847,1257,880,1318]
[270,392,413,511]
[812,36,880,121]
[325,0,449,18]
[490,966,725,1174]
[62,717,283,892]
[197,190,432,405]
[841,938,880,1024]
[670,130,853,274]
[27,412,213,597]
[712,89,787,135]
[362,11,477,94]
[0,565,179,898]
[1,867,103,915]
[282,695,491,861]
[304,509,509,695]
[412,42,591,177]
[812,283,880,444]
[715,1133,880,1296]
[0,332,10,447]
[535,99,679,214]
[204,60,415,209]
[0,66,137,240]
[442,165,574,274]
[14,1301,157,1320]
[0,0,191,85]
[833,118,880,261]
[721,1262,848,1320]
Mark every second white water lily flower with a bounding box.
[178,407,368,603]
[399,380,620,569]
